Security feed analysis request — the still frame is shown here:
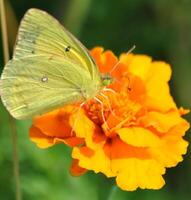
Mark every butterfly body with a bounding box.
[0,9,111,119]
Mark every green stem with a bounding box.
[0,0,9,61]
[107,185,118,200]
[0,1,22,200]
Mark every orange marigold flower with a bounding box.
[30,47,190,191]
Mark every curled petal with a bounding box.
[30,126,56,148]
[70,159,87,176]
[139,110,188,133]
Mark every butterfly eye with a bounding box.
[65,46,71,52]
[101,73,113,86]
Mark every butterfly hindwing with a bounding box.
[0,55,93,119]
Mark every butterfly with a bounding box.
[0,8,113,119]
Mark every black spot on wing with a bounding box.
[65,46,71,52]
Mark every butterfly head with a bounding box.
[101,73,113,87]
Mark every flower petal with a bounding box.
[114,159,165,191]
[139,110,188,133]
[91,47,118,73]
[149,122,190,167]
[72,147,115,177]
[70,159,87,176]
[120,54,152,81]
[29,126,55,148]
[144,62,176,111]
[70,110,106,149]
[33,106,74,138]
[117,127,161,147]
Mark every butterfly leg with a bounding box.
[102,87,117,94]
[93,96,109,131]
[99,92,120,121]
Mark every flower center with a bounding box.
[83,90,140,137]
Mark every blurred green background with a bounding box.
[0,0,191,199]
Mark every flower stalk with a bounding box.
[0,0,22,199]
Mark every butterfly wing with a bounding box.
[13,8,99,80]
[0,55,93,119]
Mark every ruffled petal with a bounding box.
[149,121,190,167]
[117,127,161,147]
[114,159,165,191]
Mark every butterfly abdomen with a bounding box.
[79,80,101,101]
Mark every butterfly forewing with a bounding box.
[13,8,100,80]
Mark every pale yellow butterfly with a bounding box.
[0,8,112,119]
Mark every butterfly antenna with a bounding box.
[109,45,136,74]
